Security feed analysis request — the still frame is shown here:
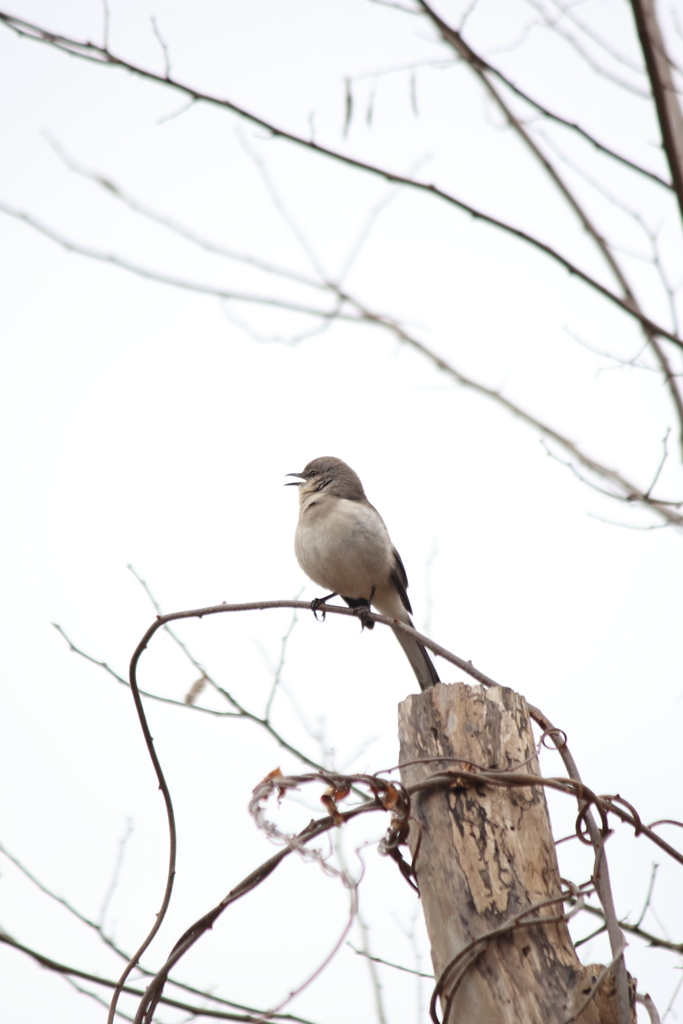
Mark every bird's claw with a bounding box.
[311,596,327,621]
[355,604,372,632]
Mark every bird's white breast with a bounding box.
[295,496,393,599]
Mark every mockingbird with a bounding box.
[287,456,440,691]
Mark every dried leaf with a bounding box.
[254,767,286,800]
[382,783,399,810]
[321,792,345,827]
[184,675,207,705]
[321,784,350,826]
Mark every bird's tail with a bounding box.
[392,623,440,691]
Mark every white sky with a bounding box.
[0,1,682,1022]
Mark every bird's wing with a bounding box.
[390,547,412,615]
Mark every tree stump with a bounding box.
[398,682,627,1024]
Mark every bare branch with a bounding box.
[581,902,683,955]
[525,0,650,97]
[539,439,683,511]
[415,0,683,451]
[0,837,319,1020]
[663,972,683,1021]
[99,818,134,929]
[0,201,357,322]
[418,0,672,187]
[150,17,171,79]
[540,0,646,75]
[0,12,681,349]
[129,796,382,1024]
[101,0,109,51]
[116,596,683,868]
[347,305,683,527]
[630,0,683,224]
[264,608,299,722]
[347,942,434,978]
[12,167,682,526]
[40,117,683,522]
[645,431,672,498]
[0,932,321,1022]
[53,621,241,717]
[106,577,683,1022]
[126,566,343,773]
[43,133,327,291]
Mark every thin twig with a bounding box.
[99,818,134,928]
[347,942,434,978]
[581,902,682,954]
[150,17,170,78]
[264,608,299,722]
[0,834,319,1018]
[43,133,327,292]
[526,0,649,96]
[0,932,320,1023]
[126,567,341,773]
[53,622,241,717]
[102,0,109,51]
[0,201,359,322]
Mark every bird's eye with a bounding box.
[308,471,317,478]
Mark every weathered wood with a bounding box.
[398,682,626,1024]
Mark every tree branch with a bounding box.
[415,0,683,454]
[630,0,683,224]
[0,12,681,350]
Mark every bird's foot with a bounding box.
[355,603,373,631]
[347,587,376,631]
[311,592,337,622]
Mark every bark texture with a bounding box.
[398,682,627,1024]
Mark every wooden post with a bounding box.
[398,683,628,1024]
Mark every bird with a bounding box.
[287,456,440,691]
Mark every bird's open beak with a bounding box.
[285,472,305,486]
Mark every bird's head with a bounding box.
[285,456,366,501]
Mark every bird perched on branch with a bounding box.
[287,456,439,691]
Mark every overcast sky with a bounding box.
[0,2,682,1022]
